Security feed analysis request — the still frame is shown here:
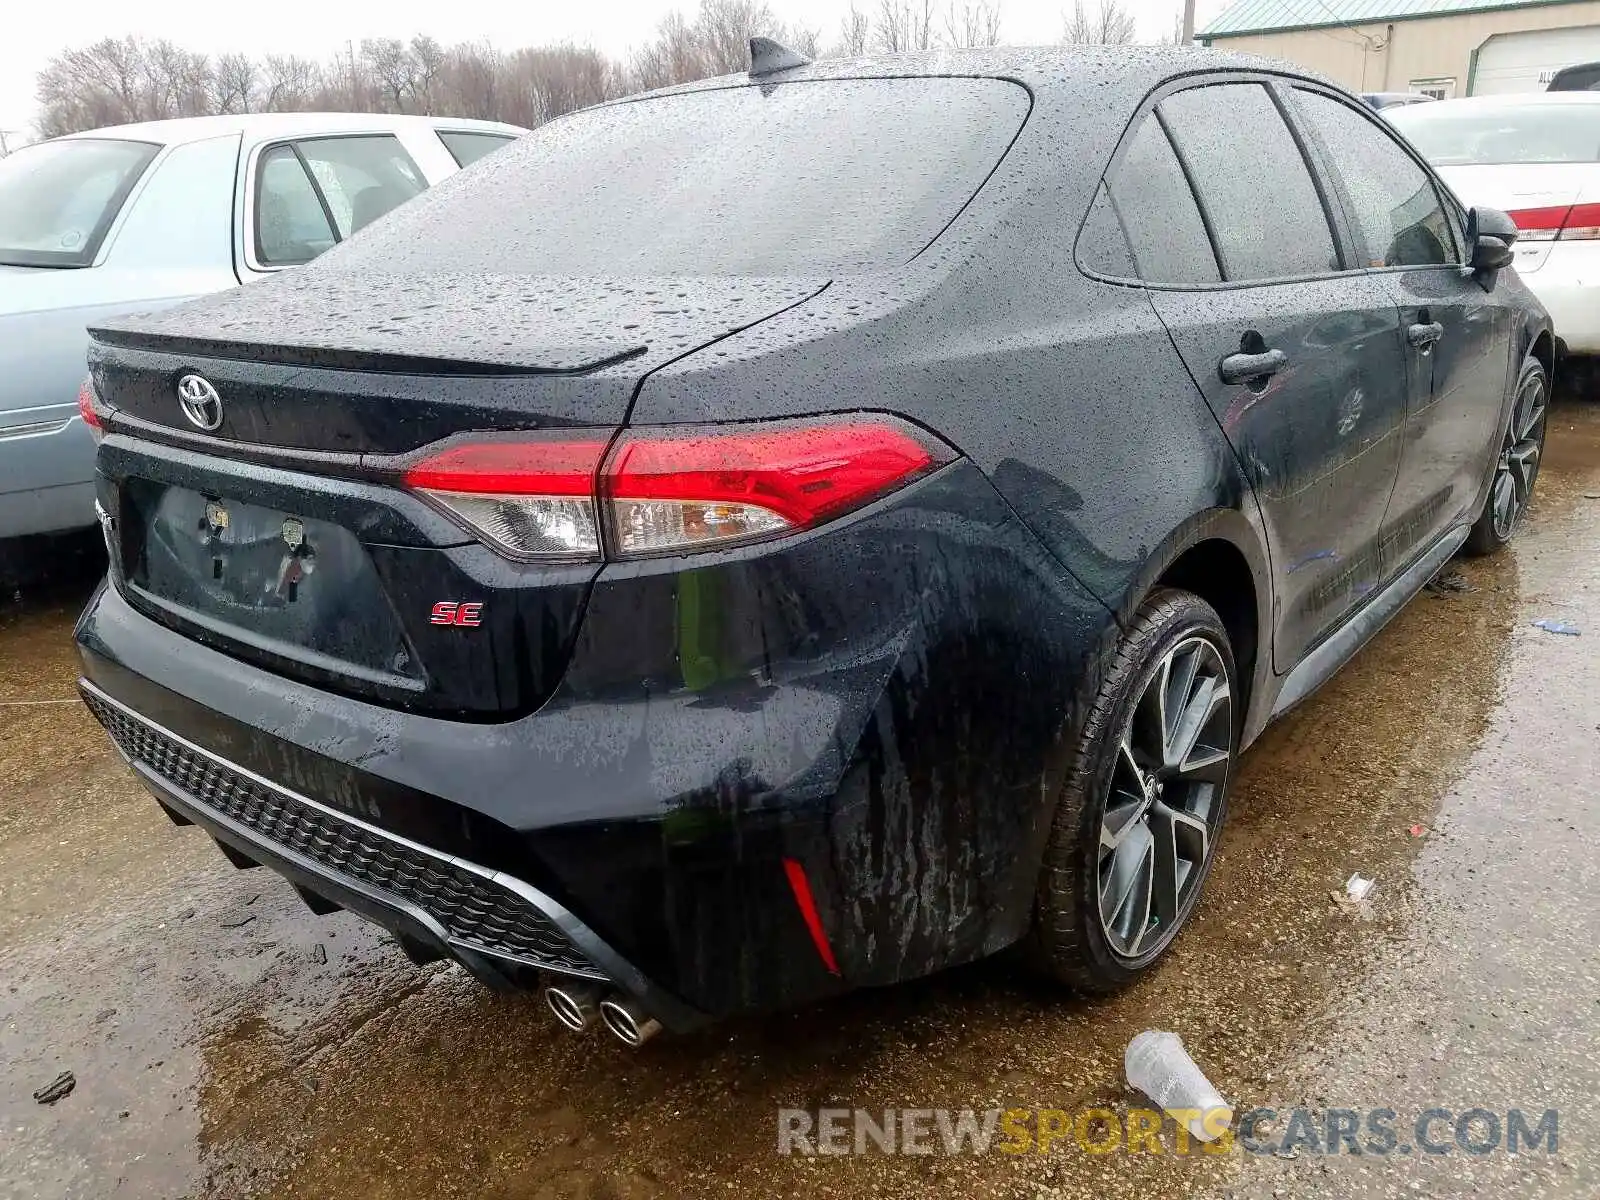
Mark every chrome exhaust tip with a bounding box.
[598,995,663,1047]
[544,982,602,1032]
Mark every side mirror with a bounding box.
[1467,206,1516,274]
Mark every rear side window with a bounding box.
[438,130,514,168]
[0,138,159,268]
[1159,83,1340,282]
[254,135,426,267]
[1077,184,1138,279]
[1293,90,1456,267]
[297,136,425,238]
[255,145,337,265]
[326,78,1029,276]
[1101,116,1219,286]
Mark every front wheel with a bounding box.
[1464,356,1548,557]
[1032,588,1238,992]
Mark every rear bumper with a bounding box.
[80,676,708,1030]
[76,460,1115,1019]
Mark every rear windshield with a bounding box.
[1388,102,1600,165]
[359,78,1028,275]
[0,138,160,267]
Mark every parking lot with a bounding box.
[1,396,1596,1200]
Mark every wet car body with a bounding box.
[75,47,1551,1029]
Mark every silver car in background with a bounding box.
[0,112,524,542]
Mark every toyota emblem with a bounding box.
[176,373,223,431]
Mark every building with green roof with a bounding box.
[1200,0,1600,96]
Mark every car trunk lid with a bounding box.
[90,271,827,716]
[1437,163,1598,273]
[89,271,827,451]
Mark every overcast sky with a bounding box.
[0,0,1234,139]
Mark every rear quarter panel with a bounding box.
[631,163,1266,647]
[620,127,1275,994]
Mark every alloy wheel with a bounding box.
[1097,635,1233,961]
[1490,372,1547,541]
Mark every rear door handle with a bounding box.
[1407,321,1444,348]
[1219,348,1287,385]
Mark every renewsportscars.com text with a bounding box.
[776,1106,1559,1157]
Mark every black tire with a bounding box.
[1032,587,1239,992]
[1464,355,1548,557]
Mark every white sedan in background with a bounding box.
[1,112,525,543]
[1389,93,1600,358]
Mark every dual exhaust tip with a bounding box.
[544,982,662,1047]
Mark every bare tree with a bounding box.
[211,52,258,114]
[32,2,832,139]
[629,0,819,91]
[787,25,822,58]
[362,38,421,112]
[696,0,781,75]
[944,1,1003,47]
[35,40,139,136]
[1063,0,1135,44]
[875,0,938,51]
[439,39,504,122]
[505,45,621,126]
[145,40,212,119]
[410,35,447,114]
[630,11,701,91]
[839,4,873,54]
[261,54,321,111]
[323,41,372,111]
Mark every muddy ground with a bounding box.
[2,401,1597,1200]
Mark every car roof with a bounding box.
[58,112,528,146]
[625,43,1335,105]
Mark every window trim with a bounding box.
[1281,83,1468,272]
[1077,70,1361,293]
[434,128,515,169]
[241,131,426,275]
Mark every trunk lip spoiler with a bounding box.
[87,326,650,377]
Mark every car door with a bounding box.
[1285,86,1509,574]
[1115,79,1411,672]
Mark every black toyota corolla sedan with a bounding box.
[74,44,1550,1044]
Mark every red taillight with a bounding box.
[1506,203,1600,243]
[402,416,953,561]
[77,376,104,436]
[1560,202,1600,240]
[402,437,609,495]
[402,435,609,561]
[604,419,945,556]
